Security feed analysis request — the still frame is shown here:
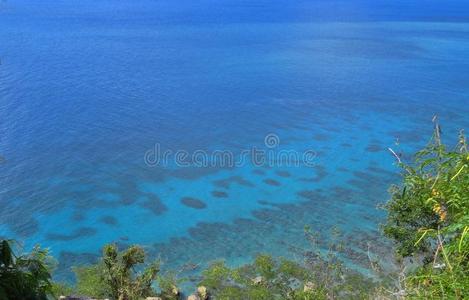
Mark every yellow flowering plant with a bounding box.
[383,122,469,298]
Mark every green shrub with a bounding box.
[73,263,110,298]
[0,240,54,300]
[71,244,161,300]
[383,122,469,298]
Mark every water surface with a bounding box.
[1,0,469,282]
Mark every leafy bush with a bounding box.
[73,263,111,298]
[72,244,161,300]
[383,122,469,298]
[0,240,53,300]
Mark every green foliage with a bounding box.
[102,244,160,300]
[50,282,74,298]
[73,263,110,298]
[0,240,54,300]
[383,123,469,298]
[199,256,373,300]
[157,271,184,300]
[72,244,161,300]
[199,229,375,300]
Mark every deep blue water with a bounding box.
[1,0,469,283]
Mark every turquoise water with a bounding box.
[1,0,469,283]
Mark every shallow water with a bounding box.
[1,0,469,284]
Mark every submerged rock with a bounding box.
[263,178,281,186]
[211,190,229,198]
[181,197,207,209]
[275,170,291,177]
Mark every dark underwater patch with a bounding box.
[297,189,322,201]
[359,124,372,131]
[72,211,85,221]
[121,197,137,205]
[171,165,230,180]
[114,180,140,206]
[252,169,266,176]
[140,194,168,215]
[275,170,291,178]
[298,177,316,182]
[252,209,275,222]
[188,222,230,240]
[46,227,97,241]
[9,218,40,238]
[263,179,281,186]
[298,165,328,183]
[347,177,382,193]
[181,197,207,209]
[100,215,118,226]
[314,165,328,178]
[365,144,382,152]
[330,186,355,202]
[145,188,389,285]
[213,176,255,189]
[312,133,330,141]
[258,200,274,206]
[353,171,390,185]
[366,165,399,178]
[388,129,425,143]
[314,150,326,157]
[213,179,230,189]
[322,126,341,133]
[211,190,229,198]
[341,143,353,148]
[56,251,99,281]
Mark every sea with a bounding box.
[1,0,468,285]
